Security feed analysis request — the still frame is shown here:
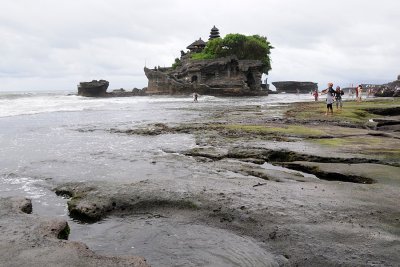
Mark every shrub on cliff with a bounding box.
[191,34,273,74]
[172,58,182,69]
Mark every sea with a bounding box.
[0,90,315,266]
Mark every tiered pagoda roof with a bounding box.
[209,25,220,40]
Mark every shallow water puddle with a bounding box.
[0,174,278,266]
[70,213,278,267]
[262,162,318,179]
[0,174,67,216]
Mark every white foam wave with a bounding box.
[0,92,314,118]
[0,174,45,199]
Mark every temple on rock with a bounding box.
[186,38,206,53]
[209,25,220,40]
[144,26,269,96]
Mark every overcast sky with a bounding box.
[1,0,399,91]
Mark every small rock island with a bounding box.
[77,80,146,97]
[144,26,273,96]
[77,80,109,97]
[272,81,318,93]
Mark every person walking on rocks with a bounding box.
[335,86,344,110]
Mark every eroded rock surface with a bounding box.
[54,171,400,266]
[0,197,149,267]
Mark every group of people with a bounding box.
[313,83,365,115]
[318,83,344,115]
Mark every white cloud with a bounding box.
[0,0,399,91]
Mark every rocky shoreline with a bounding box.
[1,97,399,266]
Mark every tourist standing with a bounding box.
[193,92,199,102]
[335,86,343,110]
[355,86,359,100]
[357,85,363,102]
[321,82,335,115]
[313,89,319,101]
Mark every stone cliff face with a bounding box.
[272,81,318,93]
[144,56,267,96]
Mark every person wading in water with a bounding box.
[193,92,199,102]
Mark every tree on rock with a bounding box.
[192,33,273,74]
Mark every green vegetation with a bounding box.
[57,224,70,240]
[222,124,327,137]
[287,98,400,125]
[314,137,384,147]
[312,136,400,162]
[172,57,182,69]
[191,34,273,73]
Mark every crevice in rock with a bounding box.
[365,107,400,116]
[281,163,375,184]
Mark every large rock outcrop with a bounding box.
[144,55,268,96]
[374,74,400,97]
[77,80,147,97]
[77,80,109,97]
[272,81,318,93]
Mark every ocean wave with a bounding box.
[0,91,314,118]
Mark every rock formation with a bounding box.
[144,55,267,96]
[144,27,269,96]
[109,88,147,97]
[77,80,109,97]
[77,80,147,97]
[0,197,149,267]
[272,81,318,93]
[374,74,400,97]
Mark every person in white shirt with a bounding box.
[321,82,335,115]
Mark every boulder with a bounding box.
[77,80,109,97]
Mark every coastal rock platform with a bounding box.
[2,97,399,266]
[56,98,400,266]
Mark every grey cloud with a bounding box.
[0,0,399,91]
